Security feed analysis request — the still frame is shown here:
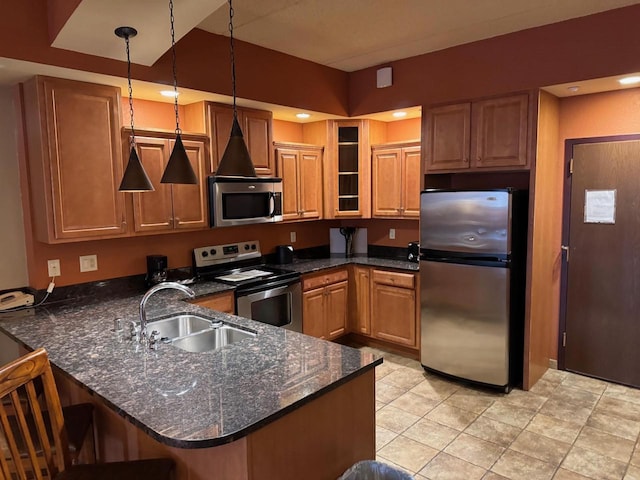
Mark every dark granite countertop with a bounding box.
[279,255,419,275]
[0,287,381,449]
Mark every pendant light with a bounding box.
[161,0,198,184]
[116,27,154,192]
[215,0,257,177]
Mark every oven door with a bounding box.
[209,177,283,227]
[236,280,302,332]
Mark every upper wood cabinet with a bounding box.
[323,119,386,219]
[21,76,127,242]
[424,93,530,173]
[123,129,208,233]
[275,143,323,221]
[371,142,421,218]
[206,102,274,176]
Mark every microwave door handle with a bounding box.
[268,192,276,217]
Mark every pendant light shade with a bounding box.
[161,0,197,185]
[216,116,256,177]
[116,26,154,192]
[120,147,154,191]
[161,134,198,183]
[216,0,257,177]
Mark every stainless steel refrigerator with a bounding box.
[420,189,527,391]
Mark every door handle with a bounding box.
[561,245,569,262]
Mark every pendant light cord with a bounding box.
[229,0,237,118]
[125,34,136,148]
[169,0,181,135]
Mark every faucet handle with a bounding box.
[149,330,160,350]
[127,320,140,342]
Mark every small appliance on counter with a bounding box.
[407,241,420,262]
[275,245,294,264]
[146,255,168,286]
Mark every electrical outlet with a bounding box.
[290,231,297,243]
[389,228,396,240]
[79,254,98,272]
[47,259,61,277]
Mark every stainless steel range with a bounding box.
[193,241,302,332]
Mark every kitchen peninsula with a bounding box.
[0,285,380,480]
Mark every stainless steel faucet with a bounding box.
[138,282,196,345]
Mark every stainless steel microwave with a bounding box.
[208,176,283,227]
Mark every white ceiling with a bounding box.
[196,0,640,72]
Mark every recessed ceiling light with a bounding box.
[618,76,640,85]
[160,90,179,97]
[567,86,580,93]
[296,113,311,119]
[392,111,407,118]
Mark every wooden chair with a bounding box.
[0,348,174,480]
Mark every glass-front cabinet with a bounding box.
[337,126,360,213]
[324,119,385,218]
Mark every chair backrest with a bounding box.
[0,348,71,479]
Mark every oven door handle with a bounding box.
[235,277,301,296]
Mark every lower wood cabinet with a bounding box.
[190,291,235,314]
[370,269,417,348]
[350,266,418,349]
[302,269,349,340]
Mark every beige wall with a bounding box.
[0,87,28,291]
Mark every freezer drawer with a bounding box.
[420,260,510,387]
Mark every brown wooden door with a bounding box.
[371,270,417,347]
[563,139,640,387]
[326,281,348,340]
[276,149,301,221]
[299,149,323,220]
[302,288,326,339]
[402,146,421,217]
[36,77,126,241]
[471,94,528,169]
[131,137,173,232]
[351,266,371,335]
[171,138,208,230]
[372,147,402,217]
[424,103,471,172]
[242,108,274,177]
[207,103,234,174]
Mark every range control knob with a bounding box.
[251,244,257,250]
[209,249,216,256]
[202,251,208,257]
[244,244,250,250]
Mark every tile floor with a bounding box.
[363,346,640,480]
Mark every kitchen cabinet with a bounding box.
[21,76,127,242]
[349,266,419,350]
[274,143,323,221]
[206,102,274,176]
[371,142,421,218]
[370,269,417,348]
[350,266,371,335]
[302,269,349,340]
[190,291,235,314]
[123,129,208,233]
[323,119,386,219]
[425,93,529,173]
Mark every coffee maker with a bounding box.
[146,255,168,286]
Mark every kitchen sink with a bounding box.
[171,323,256,353]
[146,314,212,341]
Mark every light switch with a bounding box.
[79,255,98,272]
[389,228,396,240]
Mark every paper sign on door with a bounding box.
[584,189,616,224]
